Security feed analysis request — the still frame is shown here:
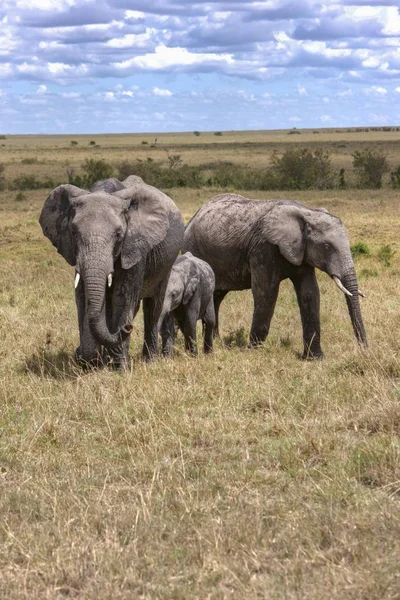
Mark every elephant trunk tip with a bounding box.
[120,324,133,340]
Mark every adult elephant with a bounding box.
[40,176,184,368]
[183,194,367,359]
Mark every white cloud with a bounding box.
[115,45,234,70]
[337,89,353,97]
[1,0,400,133]
[107,30,155,49]
[365,85,387,96]
[153,87,173,97]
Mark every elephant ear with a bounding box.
[262,203,308,266]
[183,271,199,305]
[39,184,85,266]
[117,185,170,269]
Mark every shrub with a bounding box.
[67,159,114,188]
[118,159,202,189]
[89,140,96,146]
[71,140,78,146]
[141,141,148,145]
[0,135,6,139]
[167,154,183,169]
[352,148,389,189]
[12,174,55,190]
[193,131,201,137]
[15,192,26,202]
[288,129,301,135]
[270,147,335,190]
[214,132,223,136]
[82,159,113,186]
[351,242,371,258]
[378,245,395,267]
[390,166,400,189]
[339,168,346,189]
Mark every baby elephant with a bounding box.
[159,252,216,355]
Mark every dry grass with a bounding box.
[2,127,400,182]
[0,132,400,599]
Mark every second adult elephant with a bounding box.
[40,176,184,368]
[183,194,367,359]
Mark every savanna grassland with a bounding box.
[0,129,399,599]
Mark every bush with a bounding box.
[71,140,78,146]
[390,166,400,189]
[193,131,201,137]
[288,129,301,135]
[12,174,55,190]
[141,141,148,145]
[118,159,203,189]
[89,140,96,146]
[15,192,26,202]
[378,245,395,267]
[270,147,335,190]
[67,159,114,189]
[352,148,389,189]
[214,132,223,136]
[351,242,371,258]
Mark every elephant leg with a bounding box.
[249,267,280,346]
[107,268,143,370]
[160,312,175,356]
[213,290,228,337]
[184,307,198,356]
[74,285,102,367]
[291,267,324,359]
[202,299,216,354]
[174,307,185,336]
[142,277,169,360]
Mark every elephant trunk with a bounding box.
[82,262,131,349]
[341,269,367,347]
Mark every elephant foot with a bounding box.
[74,347,104,370]
[142,351,157,363]
[111,358,130,372]
[107,347,130,371]
[301,350,325,361]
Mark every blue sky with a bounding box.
[0,0,399,134]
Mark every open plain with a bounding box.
[0,128,399,599]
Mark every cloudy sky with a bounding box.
[1,0,400,134]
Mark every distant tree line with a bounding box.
[1,147,399,193]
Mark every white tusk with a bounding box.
[108,273,113,288]
[333,276,352,297]
[74,272,80,289]
[358,290,366,298]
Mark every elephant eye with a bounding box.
[324,243,331,253]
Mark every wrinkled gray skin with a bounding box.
[183,194,367,359]
[40,175,185,369]
[158,252,216,356]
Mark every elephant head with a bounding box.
[159,253,199,319]
[39,182,169,349]
[263,201,367,346]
